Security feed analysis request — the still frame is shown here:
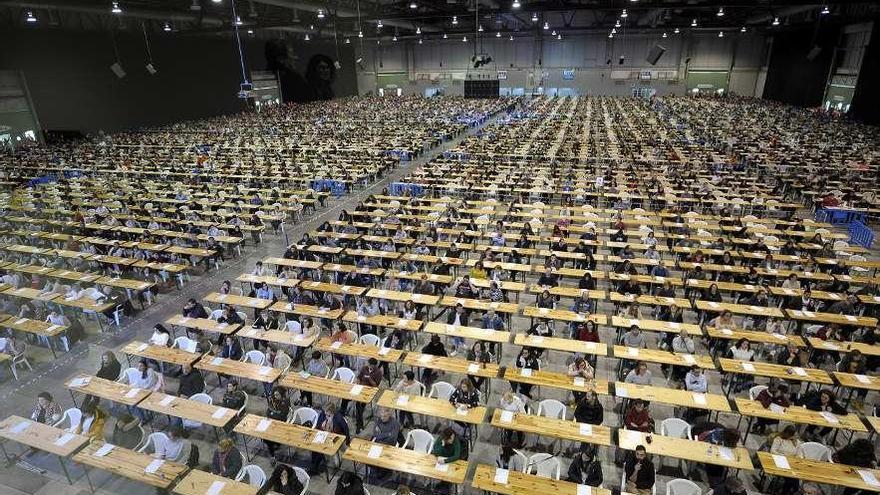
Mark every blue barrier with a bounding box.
[311,179,347,199]
[389,182,424,197]
[849,220,875,249]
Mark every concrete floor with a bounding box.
[0,114,872,495]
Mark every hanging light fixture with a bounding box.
[621,9,628,18]
[509,34,514,40]
[772,16,780,25]
[26,11,36,22]
[345,37,351,43]
[392,34,397,41]
[740,26,747,33]
[163,21,171,31]
[674,27,680,34]
[821,5,830,15]
[358,30,363,38]
[304,33,310,40]
[462,35,467,42]
[611,28,617,34]
[496,31,501,37]
[452,15,458,25]
[409,1,417,9]
[443,33,448,39]
[557,33,562,40]
[377,19,383,28]
[615,19,621,27]
[418,38,423,44]
[416,26,421,34]
[662,32,667,38]
[690,18,697,27]
[316,9,324,18]
[235,15,243,25]
[718,31,724,37]
[111,1,122,14]
[531,12,538,22]
[478,24,484,32]
[608,32,614,38]
[247,29,254,35]
[543,21,549,29]
[551,29,556,36]
[717,7,724,17]
[512,0,521,9]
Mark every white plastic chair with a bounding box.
[235,465,267,488]
[661,418,692,439]
[119,367,140,385]
[536,399,567,420]
[136,432,169,454]
[289,407,319,428]
[183,393,212,429]
[399,428,434,454]
[331,367,356,384]
[798,442,831,461]
[9,345,32,379]
[359,334,380,347]
[291,466,309,495]
[209,309,223,321]
[524,452,561,479]
[429,381,455,401]
[242,350,267,366]
[274,353,292,375]
[284,320,302,334]
[172,336,198,353]
[748,385,768,401]
[53,408,82,432]
[666,478,701,495]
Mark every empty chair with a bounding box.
[666,478,701,495]
[524,453,561,480]
[119,367,141,385]
[274,352,292,375]
[53,408,82,432]
[289,407,319,428]
[798,442,831,461]
[242,350,266,366]
[290,466,309,495]
[284,319,302,333]
[235,465,267,488]
[660,418,692,439]
[359,334,380,347]
[331,367,356,384]
[536,399,567,420]
[209,309,224,321]
[429,381,455,401]
[9,344,32,379]
[399,429,434,454]
[172,336,198,353]
[183,393,212,429]
[137,432,169,454]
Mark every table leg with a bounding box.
[82,465,96,493]
[58,455,74,485]
[0,439,13,466]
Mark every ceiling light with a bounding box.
[443,33,448,38]
[608,33,613,38]
[247,29,254,35]
[316,9,324,18]
[691,18,697,27]
[717,7,724,17]
[662,32,667,38]
[409,2,417,9]
[416,26,421,34]
[163,21,171,31]
[111,2,122,14]
[496,31,501,37]
[615,20,621,27]
[345,37,350,43]
[211,0,221,3]
[235,16,243,25]
[772,16,780,25]
[512,0,521,8]
[740,26,746,32]
[358,30,363,37]
[392,35,397,41]
[718,31,724,37]
[304,34,310,40]
[26,11,36,22]
[478,25,484,32]
[543,21,549,29]
[674,27,680,34]
[531,12,538,22]
[821,5,830,15]
[418,38,422,44]
[621,9,628,18]
[509,35,514,40]
[551,29,556,35]
[557,34,562,40]
[452,16,458,25]
[377,19,383,28]
[462,35,467,42]
[611,28,617,34]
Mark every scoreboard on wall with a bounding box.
[464,79,500,98]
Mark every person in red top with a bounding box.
[821,193,841,207]
[752,382,790,434]
[624,399,654,432]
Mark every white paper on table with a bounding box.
[217,294,227,301]
[137,343,149,352]
[718,447,735,461]
[313,431,328,444]
[769,403,785,413]
[692,394,707,405]
[822,341,840,350]
[159,396,175,407]
[500,410,514,423]
[419,354,432,363]
[299,371,311,379]
[46,324,60,333]
[357,315,367,322]
[792,367,807,376]
[180,317,191,324]
[573,377,586,387]
[435,462,449,472]
[378,347,391,356]
[259,366,273,376]
[396,394,410,406]
[708,302,720,308]
[367,445,383,459]
[493,468,510,484]
[803,311,816,317]
[855,374,871,384]
[350,385,364,395]
[617,387,629,398]
[211,409,228,419]
[539,308,550,314]
[68,377,90,388]
[845,315,857,321]
[576,485,591,495]
[857,470,880,487]
[530,335,545,343]
[210,357,224,366]
[772,333,787,341]
[14,318,27,325]
[467,363,480,373]
[742,362,756,372]
[124,388,141,399]
[627,347,639,357]
[682,355,696,364]
[520,368,533,377]
[330,341,342,349]
[629,319,639,326]
[397,318,410,326]
[819,411,840,423]
[206,480,226,495]
[9,421,30,434]
[772,454,791,470]
[669,322,681,329]
[53,433,76,447]
[94,443,115,457]
[341,286,352,292]
[144,458,164,474]
[721,329,733,335]
[579,423,593,436]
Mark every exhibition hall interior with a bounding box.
[0,1,879,495]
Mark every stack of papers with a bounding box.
[350,385,364,395]
[159,396,176,407]
[579,424,593,436]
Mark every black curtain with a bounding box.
[849,19,880,124]
[763,25,839,107]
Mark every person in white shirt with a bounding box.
[671,329,695,354]
[155,427,192,463]
[684,366,708,393]
[251,261,269,277]
[149,324,171,347]
[128,359,158,389]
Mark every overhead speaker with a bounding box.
[145,63,157,75]
[646,44,666,65]
[110,62,126,79]
[806,45,822,61]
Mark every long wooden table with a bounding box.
[757,451,880,492]
[172,468,259,495]
[472,463,612,495]
[73,441,189,490]
[279,372,378,403]
[615,382,731,412]
[618,429,753,470]
[137,392,238,429]
[194,355,282,385]
[489,409,613,446]
[0,415,90,484]
[734,398,867,432]
[377,390,487,425]
[121,340,203,367]
[66,373,152,407]
[343,437,468,485]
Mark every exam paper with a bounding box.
[94,443,115,457]
[493,468,510,484]
[144,458,164,474]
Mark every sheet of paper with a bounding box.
[419,354,432,363]
[855,374,871,384]
[742,362,756,372]
[629,319,639,326]
[357,315,367,322]
[350,385,364,395]
[845,315,857,321]
[330,341,342,349]
[529,335,544,343]
[493,468,510,484]
[769,403,785,413]
[435,462,449,472]
[259,366,273,376]
[792,367,807,376]
[708,302,720,308]
[520,368,532,377]
[721,328,733,335]
[94,443,115,457]
[211,409,228,419]
[617,387,629,398]
[819,411,839,423]
[144,458,164,474]
[669,322,681,329]
[9,421,30,434]
[467,363,480,374]
[210,357,224,366]
[396,394,410,406]
[573,377,586,387]
[772,454,791,470]
[579,423,593,436]
[159,396,175,407]
[206,480,225,495]
[367,445,383,459]
[692,393,707,405]
[539,308,549,314]
[137,343,149,352]
[683,354,696,364]
[718,447,735,461]
[627,347,639,357]
[857,470,880,487]
[499,410,514,423]
[313,431,328,444]
[124,388,141,399]
[772,333,787,340]
[46,324,60,332]
[577,485,591,495]
[397,318,410,326]
[14,318,27,325]
[255,418,272,432]
[378,347,391,356]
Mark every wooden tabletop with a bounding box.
[440,296,520,315]
[298,280,368,297]
[694,300,785,319]
[807,337,880,357]
[203,292,272,310]
[787,309,878,328]
[0,415,89,457]
[613,346,716,370]
[403,352,501,379]
[194,355,282,384]
[734,398,866,432]
[472,463,612,495]
[719,358,833,385]
[503,368,610,395]
[236,326,317,348]
[522,306,608,325]
[0,317,66,337]
[172,469,259,495]
[342,311,424,331]
[490,409,612,446]
[618,429,753,471]
[122,341,203,367]
[757,451,880,492]
[342,437,468,484]
[377,390,487,425]
[269,301,344,320]
[3,286,60,302]
[423,321,511,344]
[66,373,152,406]
[73,441,189,489]
[279,372,378,403]
[616,382,731,412]
[235,274,300,289]
[367,288,440,306]
[706,326,806,347]
[833,371,880,391]
[314,337,404,363]
[233,413,345,456]
[138,392,237,428]
[514,333,607,356]
[165,315,241,335]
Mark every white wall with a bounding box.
[356,31,768,97]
